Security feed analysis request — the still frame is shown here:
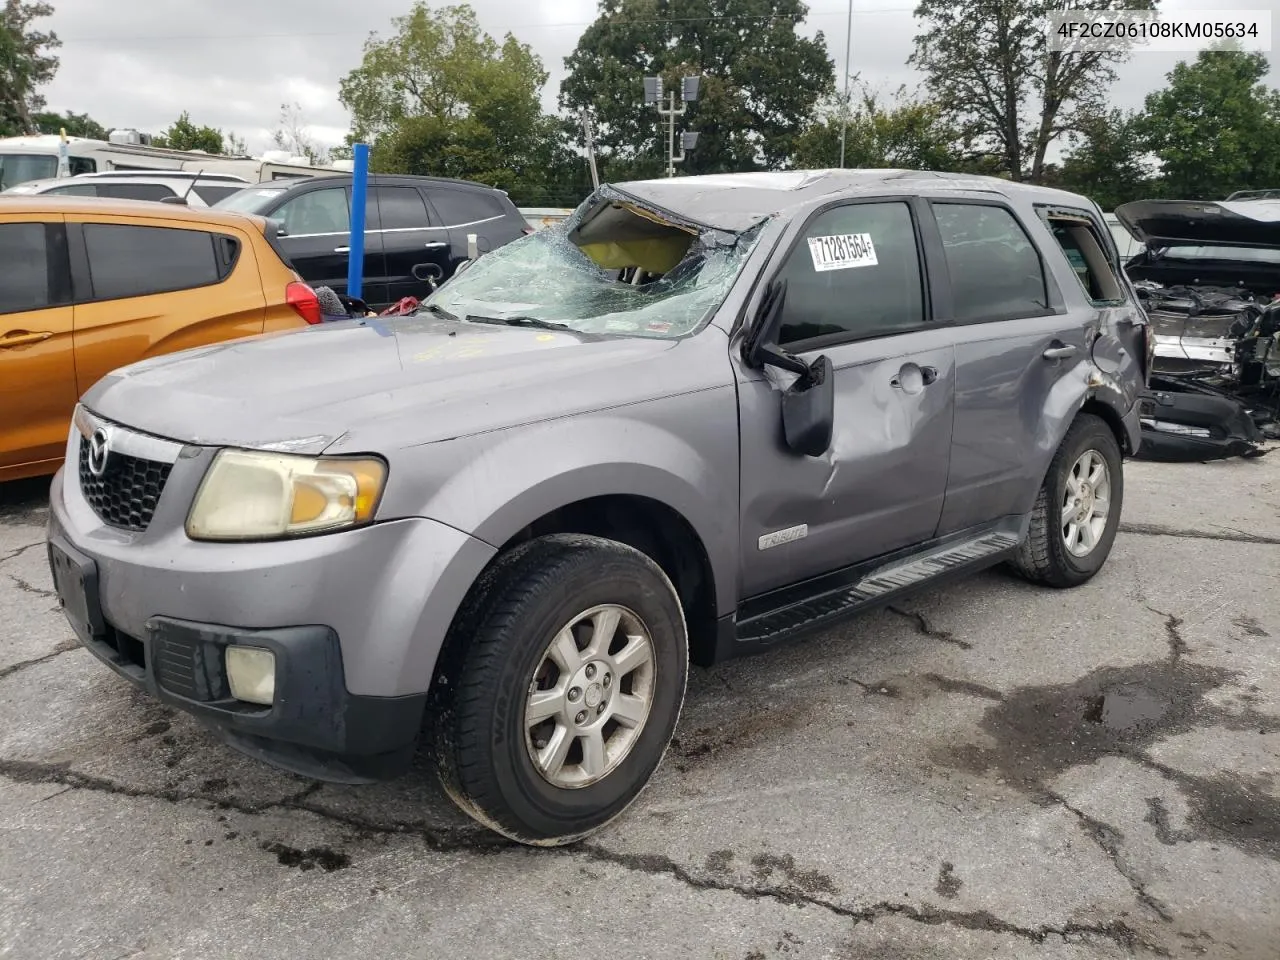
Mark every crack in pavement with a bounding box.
[0,541,43,567]
[0,755,1167,951]
[0,758,511,853]
[1046,791,1175,924]
[1145,606,1190,662]
[8,572,56,599]
[923,673,1006,702]
[888,607,974,650]
[574,844,1160,953]
[0,641,78,681]
[1118,523,1280,546]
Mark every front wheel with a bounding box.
[1010,413,1124,588]
[430,534,688,845]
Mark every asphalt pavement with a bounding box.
[1,454,1277,960]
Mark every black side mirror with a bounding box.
[781,355,835,457]
[743,278,836,457]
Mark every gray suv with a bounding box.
[46,171,1150,846]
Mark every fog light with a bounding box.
[226,646,276,706]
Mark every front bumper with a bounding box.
[47,429,496,782]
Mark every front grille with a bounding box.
[78,436,173,532]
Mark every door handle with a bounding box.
[423,241,448,250]
[334,246,350,253]
[890,363,938,392]
[1043,343,1078,360]
[0,331,53,348]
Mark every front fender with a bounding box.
[381,394,741,618]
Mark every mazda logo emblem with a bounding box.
[87,427,111,477]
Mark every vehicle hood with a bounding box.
[82,315,687,455]
[1115,199,1280,248]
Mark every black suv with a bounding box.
[214,174,532,307]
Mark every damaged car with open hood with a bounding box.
[1116,197,1280,460]
[47,170,1149,845]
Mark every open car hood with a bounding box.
[1115,199,1280,248]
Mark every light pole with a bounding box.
[839,0,853,168]
[645,76,702,177]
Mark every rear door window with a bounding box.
[775,200,927,346]
[272,187,349,235]
[372,186,432,230]
[83,224,225,300]
[0,222,50,313]
[931,203,1050,322]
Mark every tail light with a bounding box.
[286,281,322,325]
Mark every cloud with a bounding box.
[36,0,1279,158]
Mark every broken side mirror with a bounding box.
[743,278,836,457]
[781,355,835,457]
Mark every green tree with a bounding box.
[33,108,106,139]
[560,0,835,179]
[910,0,1157,183]
[792,85,968,171]
[1139,49,1280,200]
[1058,108,1152,210]
[0,0,59,136]
[339,3,560,203]
[154,111,225,153]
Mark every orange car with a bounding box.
[0,196,323,482]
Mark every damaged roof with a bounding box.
[605,169,1093,234]
[1116,199,1280,248]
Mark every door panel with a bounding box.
[69,218,267,397]
[736,198,955,599]
[373,185,447,303]
[928,200,1090,535]
[0,218,75,478]
[738,335,956,598]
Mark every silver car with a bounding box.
[46,170,1150,845]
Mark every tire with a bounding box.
[429,533,688,846]
[1010,413,1124,589]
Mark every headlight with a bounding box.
[187,449,387,541]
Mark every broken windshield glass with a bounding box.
[422,222,762,340]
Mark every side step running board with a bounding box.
[735,531,1021,646]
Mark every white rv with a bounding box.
[0,130,346,191]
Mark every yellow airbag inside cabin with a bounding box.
[577,236,691,274]
[572,201,697,275]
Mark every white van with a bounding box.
[0,134,340,191]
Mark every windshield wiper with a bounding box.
[466,314,571,330]
[421,303,458,322]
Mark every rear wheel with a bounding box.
[430,534,688,845]
[1011,414,1123,588]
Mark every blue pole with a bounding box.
[347,143,370,300]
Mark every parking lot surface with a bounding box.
[1,455,1277,960]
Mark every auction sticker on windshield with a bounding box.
[808,233,878,272]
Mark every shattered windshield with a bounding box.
[423,222,761,339]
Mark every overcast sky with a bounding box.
[39,0,1279,159]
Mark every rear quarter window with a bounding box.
[430,188,507,226]
[82,224,238,301]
